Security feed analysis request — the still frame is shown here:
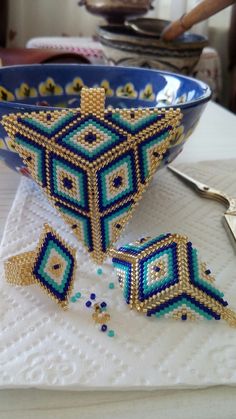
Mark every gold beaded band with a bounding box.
[4,224,77,309]
[80,87,105,117]
[5,251,36,286]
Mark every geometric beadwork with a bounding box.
[56,203,93,252]
[56,116,127,161]
[32,224,76,309]
[111,233,236,326]
[138,128,171,184]
[2,87,181,263]
[49,153,89,210]
[15,134,47,187]
[97,151,137,211]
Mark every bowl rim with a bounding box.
[0,63,212,111]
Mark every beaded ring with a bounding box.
[111,233,236,327]
[4,224,77,309]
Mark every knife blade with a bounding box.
[168,165,236,250]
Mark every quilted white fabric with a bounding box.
[1,160,236,390]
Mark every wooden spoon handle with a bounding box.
[162,0,235,41]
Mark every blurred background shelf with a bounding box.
[1,0,235,110]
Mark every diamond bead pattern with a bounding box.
[111,233,236,324]
[2,87,181,263]
[33,224,76,308]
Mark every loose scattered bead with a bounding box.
[90,293,96,300]
[85,300,92,308]
[109,282,115,289]
[101,307,107,312]
[70,296,77,303]
[97,268,103,275]
[108,330,115,337]
[100,302,107,308]
[75,292,81,299]
[101,324,107,332]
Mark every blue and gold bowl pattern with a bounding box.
[0,64,211,174]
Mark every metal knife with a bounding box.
[168,165,236,250]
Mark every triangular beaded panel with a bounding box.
[2,88,181,263]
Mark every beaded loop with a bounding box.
[5,251,36,286]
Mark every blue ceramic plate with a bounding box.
[0,64,211,174]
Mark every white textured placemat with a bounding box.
[1,160,236,390]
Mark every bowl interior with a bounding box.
[125,17,169,37]
[0,64,211,111]
[99,23,208,46]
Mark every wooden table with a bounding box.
[0,102,236,419]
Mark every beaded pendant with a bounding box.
[111,233,236,327]
[2,88,181,263]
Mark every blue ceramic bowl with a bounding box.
[0,64,211,174]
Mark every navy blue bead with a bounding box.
[181,314,187,321]
[205,269,211,275]
[63,177,73,190]
[101,324,107,332]
[85,300,92,308]
[85,132,97,143]
[113,176,123,188]
[90,293,96,300]
[100,302,107,308]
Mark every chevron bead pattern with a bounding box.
[111,234,236,326]
[2,88,181,263]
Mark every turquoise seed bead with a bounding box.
[70,296,77,303]
[108,330,115,337]
[109,282,115,289]
[97,268,103,275]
